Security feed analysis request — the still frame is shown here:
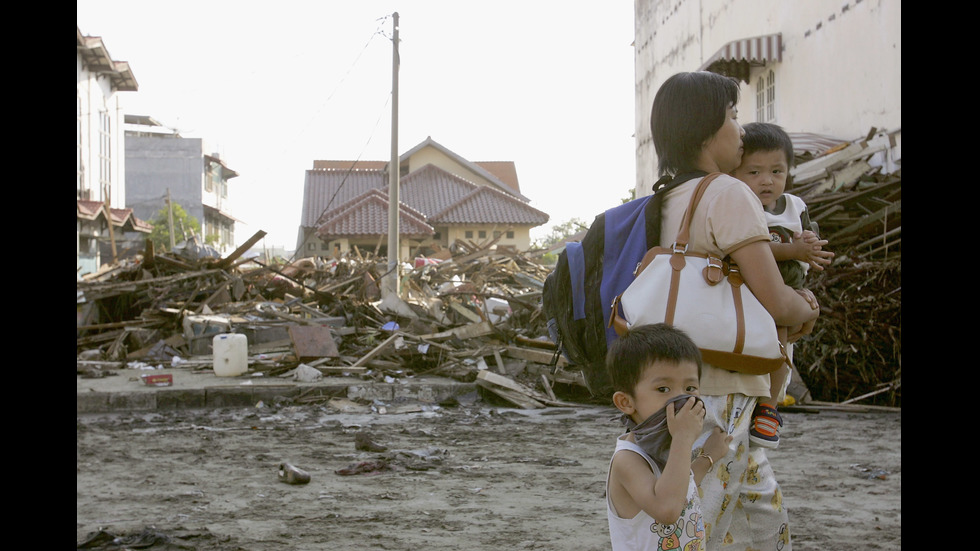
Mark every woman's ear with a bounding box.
[612,391,635,415]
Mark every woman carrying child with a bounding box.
[646,71,820,550]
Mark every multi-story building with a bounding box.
[124,116,240,255]
[633,0,901,196]
[76,26,150,276]
[296,136,549,260]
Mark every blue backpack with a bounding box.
[541,172,705,396]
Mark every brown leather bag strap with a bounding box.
[609,294,628,336]
[610,172,725,338]
[673,172,724,248]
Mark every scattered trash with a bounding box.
[140,373,173,386]
[851,463,890,480]
[335,459,391,476]
[354,431,388,452]
[278,462,311,484]
[278,363,323,382]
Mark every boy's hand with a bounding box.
[703,427,733,462]
[795,231,835,271]
[666,396,705,446]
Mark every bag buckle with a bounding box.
[704,256,725,285]
[671,243,688,254]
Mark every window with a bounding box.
[465,230,473,239]
[78,94,83,197]
[478,230,486,238]
[506,231,514,238]
[755,70,776,122]
[79,236,95,254]
[221,221,232,247]
[98,110,111,199]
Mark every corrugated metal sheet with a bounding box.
[787,132,851,158]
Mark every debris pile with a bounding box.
[789,128,901,407]
[77,129,900,408]
[77,233,589,408]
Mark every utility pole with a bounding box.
[384,12,400,299]
[379,12,416,318]
[103,184,118,263]
[167,188,176,250]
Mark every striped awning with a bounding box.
[699,34,782,83]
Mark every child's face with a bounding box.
[734,149,789,210]
[627,359,700,423]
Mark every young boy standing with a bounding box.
[733,122,835,448]
[605,323,731,551]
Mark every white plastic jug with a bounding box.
[213,333,248,376]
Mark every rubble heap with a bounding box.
[77,234,589,408]
[789,128,901,407]
[77,129,900,408]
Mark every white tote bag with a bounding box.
[609,173,786,375]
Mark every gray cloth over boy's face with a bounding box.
[620,394,703,470]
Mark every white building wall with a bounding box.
[634,0,900,196]
[76,54,128,209]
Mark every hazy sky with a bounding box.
[77,1,637,250]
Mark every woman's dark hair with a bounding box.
[650,71,741,177]
[606,323,703,395]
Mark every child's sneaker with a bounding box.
[749,404,783,448]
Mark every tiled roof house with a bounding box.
[297,137,549,259]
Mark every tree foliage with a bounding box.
[148,202,202,252]
[534,217,591,249]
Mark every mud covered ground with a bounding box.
[76,395,901,550]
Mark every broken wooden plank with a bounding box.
[840,380,900,405]
[514,335,557,350]
[351,333,401,368]
[476,370,576,407]
[476,377,545,409]
[828,200,901,242]
[524,364,589,389]
[540,374,557,402]
[418,320,494,341]
[314,364,368,374]
[214,230,266,270]
[503,346,568,367]
[449,301,484,324]
[780,400,900,414]
[492,349,506,374]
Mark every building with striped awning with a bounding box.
[633,0,900,198]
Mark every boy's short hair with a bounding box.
[650,71,741,177]
[605,323,703,395]
[741,122,795,170]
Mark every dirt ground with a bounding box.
[76,393,901,551]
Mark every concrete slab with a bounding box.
[77,366,477,413]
